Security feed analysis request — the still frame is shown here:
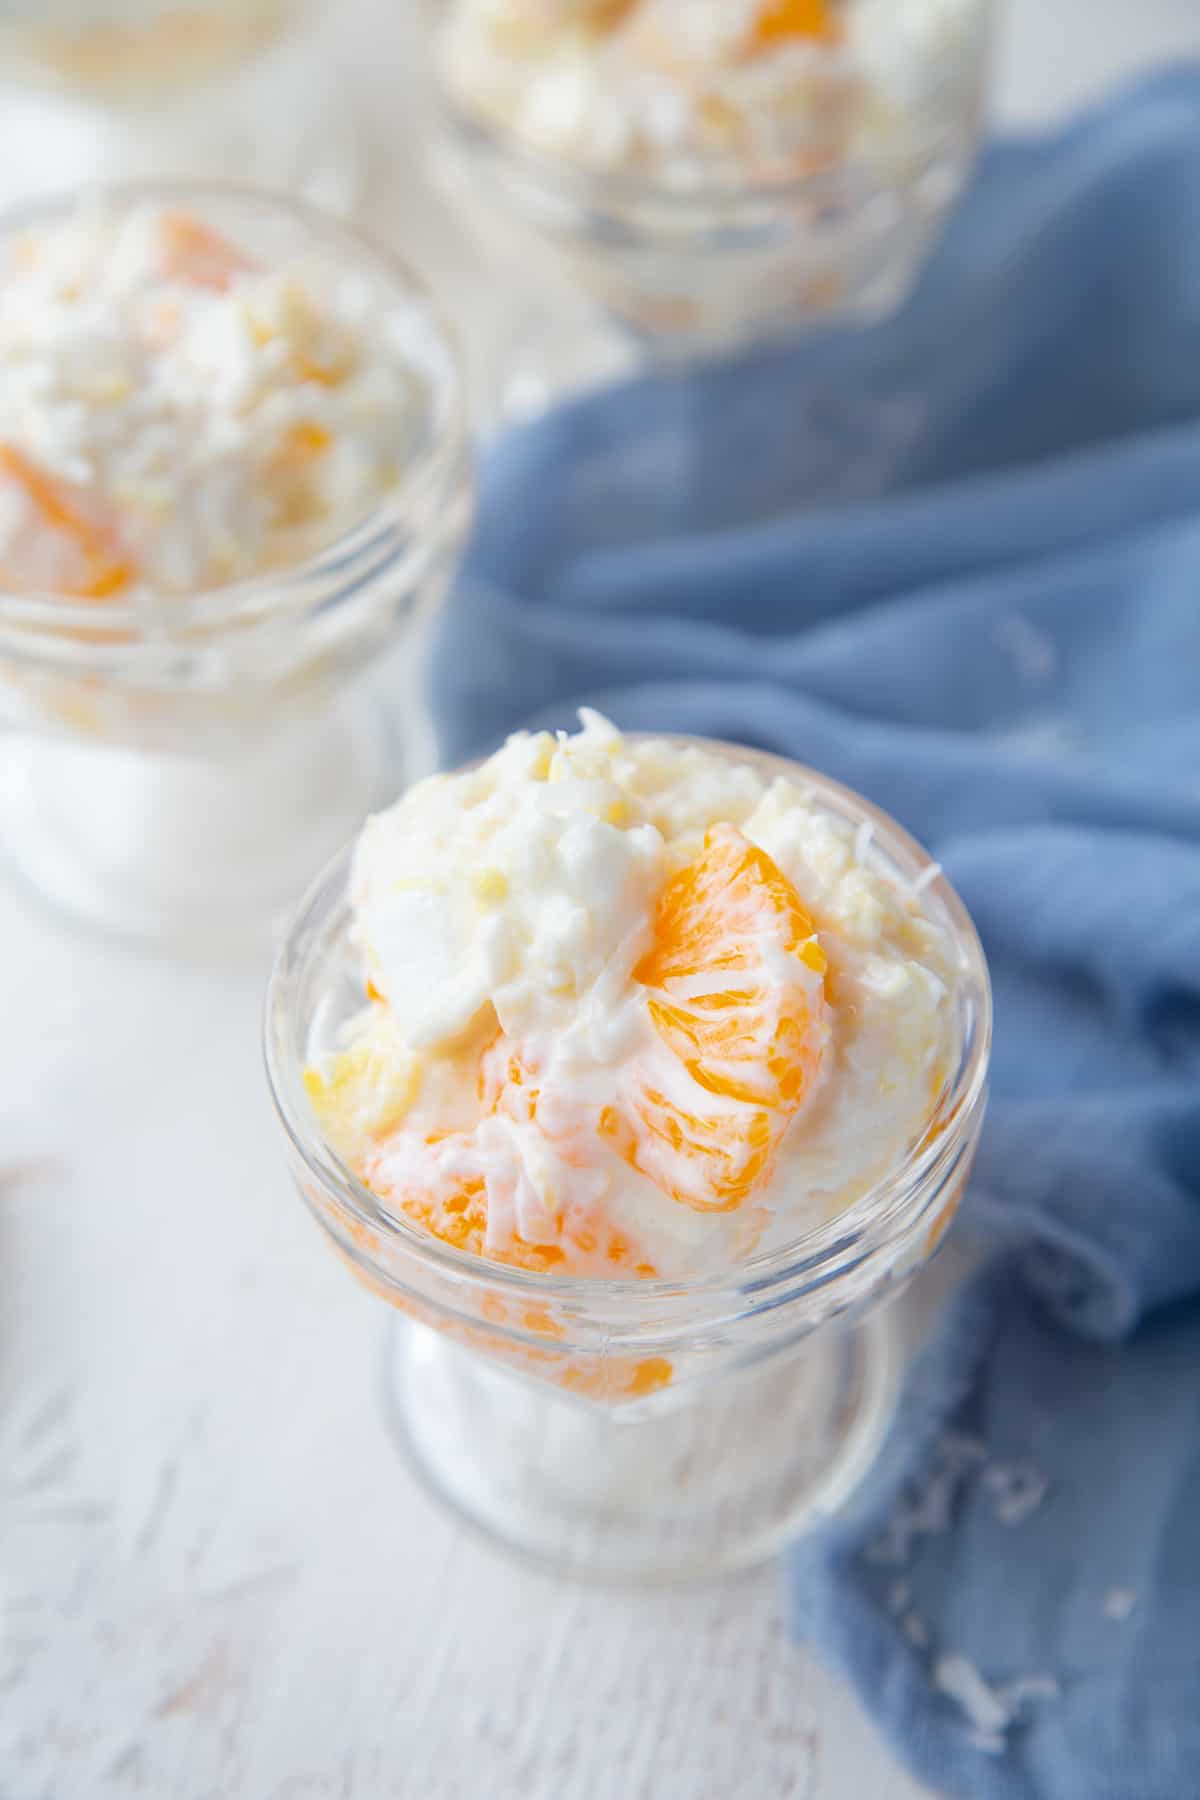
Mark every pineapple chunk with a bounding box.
[303,1009,419,1161]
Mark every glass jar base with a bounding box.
[379,1314,901,1584]
[0,700,388,948]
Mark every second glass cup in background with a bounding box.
[421,0,995,419]
[0,183,472,947]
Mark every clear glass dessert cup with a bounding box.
[0,183,472,948]
[265,739,991,1581]
[0,2,360,215]
[421,0,995,418]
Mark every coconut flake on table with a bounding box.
[984,1461,1048,1527]
[865,1433,985,1565]
[866,1434,1054,1570]
[1104,1588,1137,1622]
[934,1655,1060,1756]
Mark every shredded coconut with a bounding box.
[941,1431,987,1471]
[909,860,943,899]
[936,1655,1012,1735]
[870,1433,1062,1754]
[993,612,1058,685]
[935,1656,1059,1755]
[866,1434,982,1565]
[984,1461,1048,1527]
[1104,1588,1137,1622]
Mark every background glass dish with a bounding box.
[421,0,995,416]
[0,1,359,214]
[265,739,992,1581]
[0,182,472,946]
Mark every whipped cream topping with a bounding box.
[437,0,983,186]
[308,714,962,1281]
[0,203,430,607]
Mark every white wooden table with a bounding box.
[4,4,1199,1796]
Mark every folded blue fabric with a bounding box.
[430,70,1200,1800]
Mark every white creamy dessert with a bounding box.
[436,0,982,187]
[305,712,959,1281]
[0,203,429,612]
[0,0,296,101]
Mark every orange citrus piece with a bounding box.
[605,825,827,1212]
[751,0,841,49]
[586,0,641,28]
[0,443,133,600]
[350,1037,659,1278]
[345,1104,666,1278]
[159,210,254,291]
[365,1158,653,1277]
[321,825,829,1269]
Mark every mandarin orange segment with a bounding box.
[751,0,841,49]
[356,1092,659,1275]
[522,1305,565,1340]
[605,1084,776,1213]
[394,1171,653,1276]
[159,210,254,291]
[612,825,827,1213]
[321,826,827,1267]
[627,1357,673,1398]
[482,1043,542,1125]
[0,443,133,600]
[633,825,826,1104]
[585,0,641,29]
[384,1170,572,1275]
[560,1356,674,1402]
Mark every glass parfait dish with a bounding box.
[0,2,360,215]
[265,739,991,1581]
[420,0,995,417]
[0,183,471,946]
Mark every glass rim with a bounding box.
[437,91,974,220]
[0,177,471,643]
[264,735,992,1314]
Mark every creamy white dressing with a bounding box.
[314,713,960,1280]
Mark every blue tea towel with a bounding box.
[430,70,1200,1800]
